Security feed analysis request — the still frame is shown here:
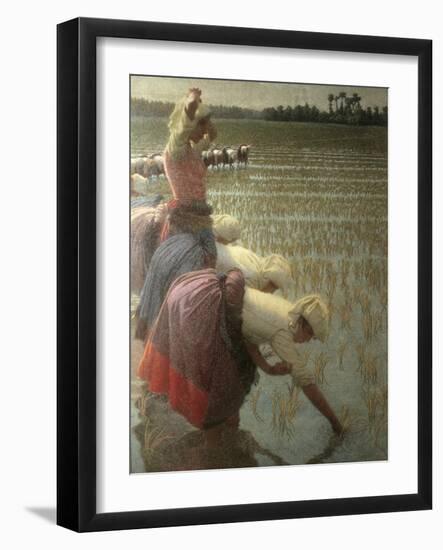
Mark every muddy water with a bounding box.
[130,117,388,472]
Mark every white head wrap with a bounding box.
[260,254,293,294]
[166,95,212,159]
[212,214,241,243]
[168,96,211,133]
[288,294,330,342]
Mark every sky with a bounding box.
[131,75,388,111]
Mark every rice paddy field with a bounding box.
[130,116,388,472]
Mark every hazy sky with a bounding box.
[131,75,387,111]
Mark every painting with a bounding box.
[129,75,388,473]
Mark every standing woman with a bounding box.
[130,88,217,294]
[160,87,218,240]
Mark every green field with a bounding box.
[131,116,388,470]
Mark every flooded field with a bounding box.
[130,116,388,472]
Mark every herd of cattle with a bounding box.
[130,144,251,180]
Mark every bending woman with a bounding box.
[135,231,216,341]
[137,268,343,437]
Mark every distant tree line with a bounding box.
[132,92,387,126]
[263,92,387,126]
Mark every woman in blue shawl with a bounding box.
[135,229,216,341]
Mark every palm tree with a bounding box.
[352,93,361,111]
[327,93,334,113]
[339,91,347,112]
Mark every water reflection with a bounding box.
[132,392,290,472]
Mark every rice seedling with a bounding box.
[357,292,371,315]
[336,340,347,370]
[142,418,173,457]
[313,351,329,385]
[325,272,337,303]
[271,385,302,439]
[249,388,263,422]
[362,310,382,342]
[339,302,353,331]
[361,352,379,385]
[361,385,379,432]
[337,405,367,437]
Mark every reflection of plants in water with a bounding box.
[271,384,301,439]
[142,418,173,458]
[313,352,328,385]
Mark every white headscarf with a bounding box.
[288,294,330,342]
[260,254,292,294]
[212,214,241,243]
[166,96,211,159]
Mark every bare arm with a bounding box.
[184,88,202,120]
[302,383,343,435]
[245,342,291,376]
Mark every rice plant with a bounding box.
[249,388,263,422]
[336,340,347,370]
[313,352,329,385]
[339,302,353,331]
[271,385,302,439]
[142,418,173,457]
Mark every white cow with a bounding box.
[222,147,237,169]
[237,144,251,167]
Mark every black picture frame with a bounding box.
[57,17,432,532]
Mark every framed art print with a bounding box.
[57,17,432,532]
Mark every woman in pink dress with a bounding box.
[160,87,217,240]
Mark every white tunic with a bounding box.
[241,288,315,387]
[216,242,264,289]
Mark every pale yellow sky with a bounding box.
[131,75,387,111]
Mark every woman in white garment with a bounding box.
[212,214,293,295]
[241,289,342,436]
[139,267,343,443]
